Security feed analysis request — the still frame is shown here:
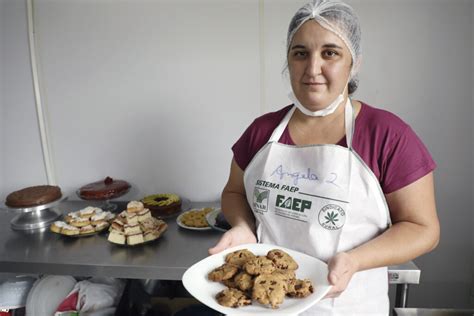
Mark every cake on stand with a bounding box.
[4,196,67,231]
[76,177,131,212]
[75,188,129,212]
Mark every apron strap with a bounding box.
[345,99,355,149]
[268,106,296,142]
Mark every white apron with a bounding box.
[243,100,391,315]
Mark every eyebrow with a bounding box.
[290,43,344,50]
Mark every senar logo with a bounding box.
[276,195,312,212]
[253,188,269,212]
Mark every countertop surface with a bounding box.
[0,200,420,283]
[0,200,222,280]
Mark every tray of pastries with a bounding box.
[107,201,168,246]
[50,206,115,237]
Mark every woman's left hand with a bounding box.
[324,252,359,299]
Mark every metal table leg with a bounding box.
[395,283,409,308]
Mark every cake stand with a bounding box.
[75,187,130,212]
[3,196,67,231]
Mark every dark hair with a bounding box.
[348,76,358,95]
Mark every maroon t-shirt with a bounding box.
[232,103,436,194]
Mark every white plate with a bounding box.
[182,243,332,315]
[176,208,213,231]
[26,275,76,316]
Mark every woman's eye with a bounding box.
[293,51,307,58]
[324,50,338,58]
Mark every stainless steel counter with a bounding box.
[0,200,420,307]
[0,200,222,280]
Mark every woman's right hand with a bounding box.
[208,225,257,255]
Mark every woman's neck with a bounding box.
[288,99,361,145]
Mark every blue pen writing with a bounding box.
[325,172,340,188]
[270,164,319,185]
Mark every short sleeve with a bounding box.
[232,122,257,170]
[231,106,293,171]
[381,126,436,194]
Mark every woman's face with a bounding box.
[288,20,352,111]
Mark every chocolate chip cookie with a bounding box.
[216,288,252,308]
[234,271,254,292]
[222,277,238,289]
[287,279,314,298]
[244,256,276,276]
[225,249,256,268]
[272,269,296,288]
[252,274,287,309]
[208,263,239,282]
[267,249,299,270]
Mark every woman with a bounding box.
[209,0,440,314]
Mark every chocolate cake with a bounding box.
[141,193,181,218]
[79,176,130,200]
[5,185,62,208]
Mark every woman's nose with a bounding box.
[305,55,322,76]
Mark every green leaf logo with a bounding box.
[324,211,339,226]
[256,190,269,203]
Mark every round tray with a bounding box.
[2,196,68,231]
[52,225,110,238]
[176,206,216,231]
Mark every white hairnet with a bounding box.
[286,0,362,94]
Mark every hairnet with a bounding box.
[286,0,362,94]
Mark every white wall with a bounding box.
[0,0,473,309]
[0,0,4,196]
[471,0,474,306]
[28,0,261,202]
[1,0,46,196]
[0,1,4,197]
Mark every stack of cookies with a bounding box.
[50,206,114,236]
[107,201,168,245]
[208,248,313,309]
